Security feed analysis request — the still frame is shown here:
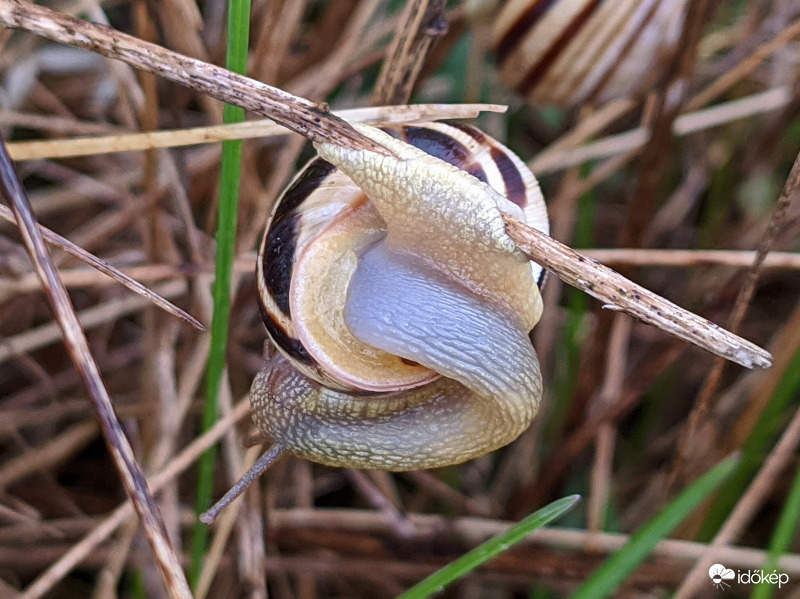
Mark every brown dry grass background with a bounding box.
[1,1,800,597]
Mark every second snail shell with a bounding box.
[251,122,549,471]
[490,0,690,107]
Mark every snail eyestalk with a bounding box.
[199,444,284,525]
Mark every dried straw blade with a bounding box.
[0,0,774,370]
[0,135,193,599]
[6,103,506,161]
[0,0,389,156]
[0,204,203,329]
[503,215,773,370]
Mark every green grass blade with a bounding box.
[750,462,800,599]
[397,495,581,599]
[189,0,251,587]
[569,454,740,599]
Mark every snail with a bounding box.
[201,121,548,523]
[484,0,690,107]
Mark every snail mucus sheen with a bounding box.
[201,122,549,522]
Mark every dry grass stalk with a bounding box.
[503,215,771,369]
[0,0,389,155]
[370,0,447,106]
[0,138,192,599]
[671,148,800,485]
[0,204,202,328]
[5,103,506,161]
[0,0,773,371]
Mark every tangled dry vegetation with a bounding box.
[0,0,799,598]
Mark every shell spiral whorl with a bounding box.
[253,122,549,471]
[492,0,690,107]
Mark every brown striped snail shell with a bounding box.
[491,0,690,107]
[251,122,549,471]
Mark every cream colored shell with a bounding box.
[492,0,690,107]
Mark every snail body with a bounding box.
[490,0,690,107]
[252,122,549,471]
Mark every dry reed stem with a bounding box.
[503,215,771,368]
[5,104,506,160]
[0,137,192,599]
[267,509,800,575]
[0,204,202,328]
[674,401,800,598]
[0,0,774,370]
[19,399,251,599]
[672,148,800,484]
[370,0,447,105]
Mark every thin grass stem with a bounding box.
[189,0,251,587]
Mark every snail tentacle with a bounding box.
[199,444,285,524]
